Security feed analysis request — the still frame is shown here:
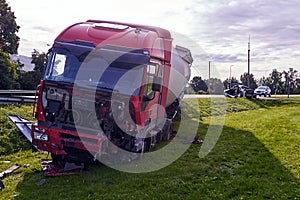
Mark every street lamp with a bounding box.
[209,61,211,79]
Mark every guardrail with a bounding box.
[0,90,36,104]
[0,90,36,95]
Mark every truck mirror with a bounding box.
[152,76,162,92]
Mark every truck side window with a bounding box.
[141,64,157,111]
[144,64,156,95]
[46,53,67,79]
[53,54,66,76]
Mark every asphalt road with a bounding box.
[184,94,300,99]
[184,94,225,99]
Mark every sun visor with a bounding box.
[94,45,150,67]
[54,40,95,58]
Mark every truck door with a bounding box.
[140,62,163,127]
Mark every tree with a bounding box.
[0,51,17,89]
[269,69,284,94]
[223,77,239,89]
[0,0,19,89]
[18,50,47,89]
[295,77,300,94]
[283,68,298,94]
[31,49,47,73]
[205,78,224,94]
[189,76,208,94]
[240,73,257,89]
[18,71,40,89]
[0,0,20,54]
[13,57,24,89]
[258,76,273,89]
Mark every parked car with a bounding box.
[254,86,271,97]
[224,84,254,98]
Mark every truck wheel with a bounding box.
[143,136,152,152]
[162,131,170,141]
[156,131,162,144]
[161,119,172,141]
[51,154,66,170]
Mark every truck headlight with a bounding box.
[34,132,48,141]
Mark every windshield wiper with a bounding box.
[85,82,115,91]
[45,79,74,86]
[73,80,120,93]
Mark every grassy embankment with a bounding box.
[0,98,299,199]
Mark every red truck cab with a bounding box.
[32,20,192,164]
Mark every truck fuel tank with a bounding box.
[166,45,193,107]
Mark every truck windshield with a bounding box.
[44,48,145,96]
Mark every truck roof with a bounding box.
[55,20,172,62]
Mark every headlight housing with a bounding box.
[34,132,48,141]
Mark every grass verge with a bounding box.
[0,99,299,199]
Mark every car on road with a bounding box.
[224,84,254,98]
[254,86,271,97]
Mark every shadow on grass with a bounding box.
[12,122,300,200]
[248,98,268,109]
[249,98,298,109]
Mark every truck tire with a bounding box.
[162,119,172,141]
[143,136,152,152]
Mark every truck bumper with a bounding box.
[31,124,107,158]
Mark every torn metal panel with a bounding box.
[6,114,38,151]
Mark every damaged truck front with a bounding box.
[31,20,193,169]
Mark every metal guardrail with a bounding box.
[0,97,35,103]
[0,90,36,104]
[0,90,35,95]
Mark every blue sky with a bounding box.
[7,0,300,80]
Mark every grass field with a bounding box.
[0,98,299,199]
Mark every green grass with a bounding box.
[0,104,35,156]
[0,99,299,199]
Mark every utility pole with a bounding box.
[287,76,290,98]
[208,61,211,79]
[247,35,250,88]
[208,61,211,93]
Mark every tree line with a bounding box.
[187,69,300,95]
[0,0,46,90]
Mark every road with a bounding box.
[184,94,300,99]
[184,94,225,99]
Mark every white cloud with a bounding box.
[7,0,300,80]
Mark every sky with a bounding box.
[6,0,300,81]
